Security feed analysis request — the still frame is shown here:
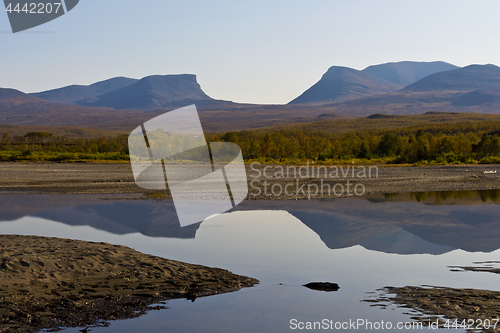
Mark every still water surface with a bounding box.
[0,190,499,332]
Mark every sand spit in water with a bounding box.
[0,235,258,333]
[365,286,500,332]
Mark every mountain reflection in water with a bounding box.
[0,189,499,255]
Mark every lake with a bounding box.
[1,190,499,332]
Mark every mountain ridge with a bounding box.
[403,64,500,92]
[362,61,458,86]
[289,66,402,104]
[31,77,138,104]
[78,74,215,110]
[3,61,500,132]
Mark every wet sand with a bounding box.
[0,235,258,333]
[450,262,500,275]
[0,162,499,198]
[365,261,500,331]
[365,286,500,332]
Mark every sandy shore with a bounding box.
[0,235,258,333]
[0,162,499,198]
[450,262,500,274]
[366,263,500,331]
[365,286,500,332]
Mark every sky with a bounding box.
[1,0,500,104]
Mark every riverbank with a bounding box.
[0,162,499,199]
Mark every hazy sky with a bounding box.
[1,0,499,104]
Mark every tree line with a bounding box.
[206,121,500,164]
[0,132,128,161]
[1,120,500,164]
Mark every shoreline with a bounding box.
[0,235,258,333]
[365,285,500,331]
[0,162,499,198]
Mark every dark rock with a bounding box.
[303,282,339,292]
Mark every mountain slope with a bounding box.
[362,61,458,86]
[403,64,500,92]
[0,88,44,103]
[4,63,500,131]
[451,89,500,107]
[80,74,213,109]
[0,87,153,131]
[288,66,402,104]
[31,77,138,104]
[0,87,332,132]
[300,64,500,117]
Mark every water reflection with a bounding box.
[0,195,199,239]
[372,189,500,205]
[1,190,499,333]
[238,195,500,254]
[0,189,499,254]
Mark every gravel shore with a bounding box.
[0,162,499,198]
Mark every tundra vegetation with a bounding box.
[1,119,500,164]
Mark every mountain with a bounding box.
[362,61,458,86]
[0,87,44,103]
[0,87,334,132]
[0,87,162,131]
[80,74,214,109]
[451,89,500,107]
[403,64,500,92]
[31,77,138,104]
[305,64,500,117]
[288,66,402,104]
[4,63,500,132]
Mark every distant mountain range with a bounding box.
[289,66,402,104]
[0,87,43,103]
[312,64,500,116]
[2,61,500,131]
[289,61,463,104]
[363,61,458,86]
[32,77,139,104]
[78,74,215,109]
[25,61,500,110]
[402,64,500,92]
[28,60,467,109]
[31,74,223,109]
